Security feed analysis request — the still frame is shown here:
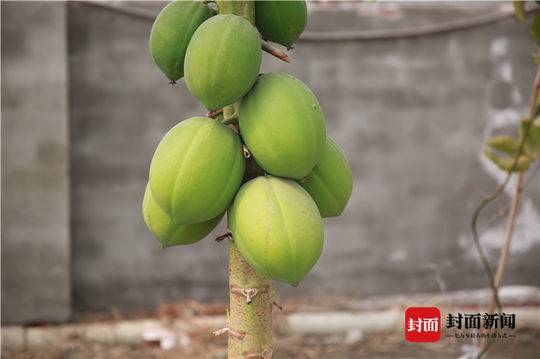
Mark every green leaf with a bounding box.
[485,135,520,156]
[484,148,531,172]
[520,118,533,141]
[524,118,540,158]
[531,13,540,44]
[520,118,531,138]
[514,1,526,21]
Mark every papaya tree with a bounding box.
[144,1,352,357]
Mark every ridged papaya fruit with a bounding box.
[240,73,326,179]
[149,117,244,224]
[142,184,223,247]
[300,137,353,218]
[184,15,262,110]
[255,0,307,48]
[228,176,324,286]
[149,1,214,82]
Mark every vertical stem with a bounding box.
[478,64,540,357]
[217,1,274,357]
[217,0,255,23]
[486,173,524,314]
[228,242,273,358]
[486,64,540,313]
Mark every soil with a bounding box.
[4,298,539,358]
[4,328,540,358]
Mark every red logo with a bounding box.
[405,307,441,342]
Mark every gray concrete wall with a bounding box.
[67,2,229,314]
[1,2,71,324]
[274,6,540,298]
[1,2,539,323]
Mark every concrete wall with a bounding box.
[67,2,229,314]
[278,6,540,298]
[1,2,71,324]
[1,2,539,323]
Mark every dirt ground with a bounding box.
[4,328,540,359]
[4,298,540,359]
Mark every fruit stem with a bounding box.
[207,108,223,118]
[217,0,255,24]
[262,41,291,63]
[222,101,240,124]
[222,115,239,125]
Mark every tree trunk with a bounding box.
[216,1,274,358]
[227,242,273,358]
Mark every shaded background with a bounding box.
[2,1,539,325]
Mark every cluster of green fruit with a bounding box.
[143,0,352,286]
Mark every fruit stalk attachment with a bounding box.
[217,0,255,23]
[261,41,291,63]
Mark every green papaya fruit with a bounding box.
[228,176,324,286]
[142,184,223,247]
[184,15,262,110]
[149,1,214,82]
[299,137,353,217]
[240,73,326,179]
[255,0,307,48]
[149,117,245,224]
